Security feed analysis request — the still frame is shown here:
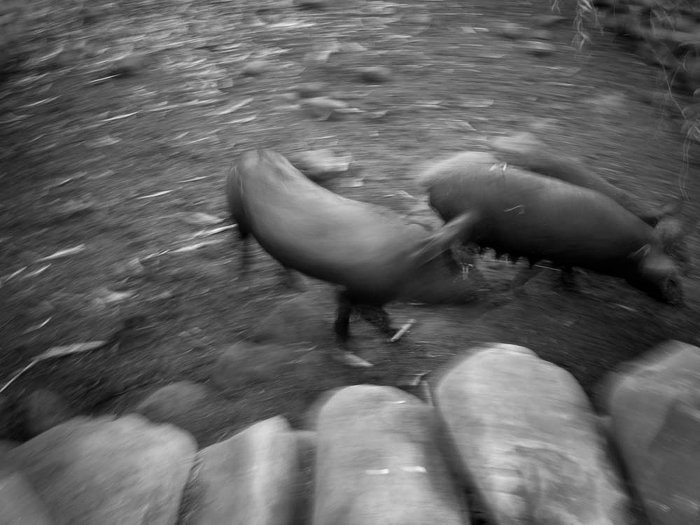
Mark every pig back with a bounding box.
[426,162,654,271]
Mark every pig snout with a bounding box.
[628,249,684,305]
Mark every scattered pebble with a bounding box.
[107,53,150,77]
[295,81,328,99]
[496,21,528,40]
[300,96,350,120]
[241,59,270,77]
[357,66,392,84]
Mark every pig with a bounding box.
[226,149,476,364]
[489,132,680,226]
[421,152,684,304]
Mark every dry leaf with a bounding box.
[171,239,225,253]
[208,97,254,116]
[39,340,109,360]
[136,190,173,200]
[192,225,236,238]
[36,244,86,262]
[179,212,224,226]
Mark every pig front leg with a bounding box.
[357,305,397,338]
[334,290,354,342]
[332,290,374,368]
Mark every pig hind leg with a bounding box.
[235,227,256,277]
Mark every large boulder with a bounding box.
[0,465,53,525]
[601,340,700,525]
[435,343,630,525]
[311,385,468,525]
[7,414,196,525]
[185,416,299,525]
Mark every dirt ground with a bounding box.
[1,0,699,453]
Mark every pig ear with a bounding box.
[410,212,477,266]
[628,244,651,263]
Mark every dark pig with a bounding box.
[226,149,476,359]
[421,152,684,304]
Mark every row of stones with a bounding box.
[594,0,700,95]
[2,340,698,524]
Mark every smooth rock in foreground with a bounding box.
[602,340,700,525]
[187,416,299,525]
[312,385,468,525]
[435,344,630,525]
[0,466,53,525]
[8,414,196,525]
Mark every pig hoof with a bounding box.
[663,280,684,306]
[331,350,374,368]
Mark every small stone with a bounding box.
[601,340,700,525]
[291,149,352,181]
[435,344,631,525]
[108,53,150,77]
[187,416,299,525]
[496,21,528,40]
[22,389,74,437]
[300,97,349,120]
[524,40,556,56]
[295,81,328,98]
[241,59,270,77]
[357,66,392,84]
[311,385,468,525]
[7,415,196,524]
[210,341,322,395]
